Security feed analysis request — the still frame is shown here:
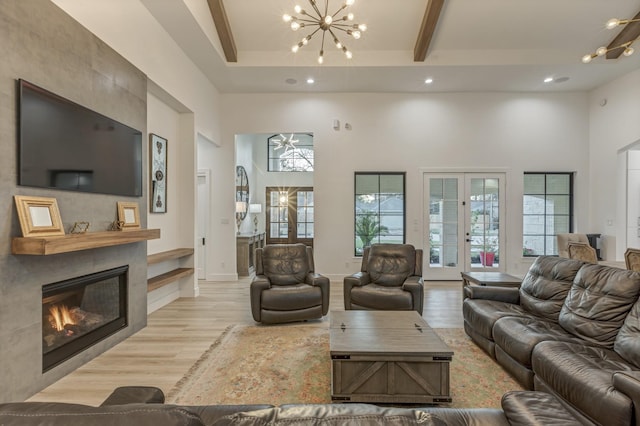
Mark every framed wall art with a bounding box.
[150,133,167,213]
[14,195,65,237]
[117,202,140,229]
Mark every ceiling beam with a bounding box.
[207,0,237,63]
[414,0,445,62]
[606,10,640,59]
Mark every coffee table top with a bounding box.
[461,271,521,286]
[329,311,452,357]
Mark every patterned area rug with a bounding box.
[166,324,522,408]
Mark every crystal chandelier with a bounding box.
[283,0,367,64]
[582,17,640,63]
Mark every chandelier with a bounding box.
[582,17,640,63]
[283,0,367,64]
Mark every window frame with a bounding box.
[266,133,314,172]
[522,172,574,257]
[354,172,406,256]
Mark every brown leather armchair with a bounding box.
[250,244,330,324]
[344,244,423,315]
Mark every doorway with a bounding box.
[424,173,506,280]
[265,186,314,246]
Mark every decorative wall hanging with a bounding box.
[150,133,167,213]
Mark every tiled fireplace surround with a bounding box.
[0,1,149,402]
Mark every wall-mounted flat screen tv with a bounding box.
[18,79,142,197]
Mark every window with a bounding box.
[267,133,314,172]
[523,173,573,256]
[354,172,405,256]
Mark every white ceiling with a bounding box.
[142,0,640,93]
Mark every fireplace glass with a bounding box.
[42,266,128,371]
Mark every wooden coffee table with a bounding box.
[329,310,453,404]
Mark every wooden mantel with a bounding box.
[11,229,160,255]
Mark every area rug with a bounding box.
[166,325,522,408]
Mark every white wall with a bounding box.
[589,68,640,260]
[53,0,229,282]
[220,92,590,279]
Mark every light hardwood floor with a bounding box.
[28,279,463,406]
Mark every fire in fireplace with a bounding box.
[42,266,128,372]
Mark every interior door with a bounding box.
[196,171,209,280]
[425,173,505,280]
[266,187,314,246]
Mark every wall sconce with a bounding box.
[235,201,247,234]
[249,203,263,234]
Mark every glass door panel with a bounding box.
[425,175,464,280]
[266,187,313,246]
[466,175,504,271]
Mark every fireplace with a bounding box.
[42,266,128,372]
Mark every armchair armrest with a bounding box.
[402,275,424,315]
[464,286,520,304]
[343,272,370,310]
[100,386,165,406]
[306,273,330,315]
[250,275,271,322]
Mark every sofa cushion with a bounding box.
[350,284,414,310]
[261,284,321,310]
[0,402,204,426]
[211,404,446,426]
[531,340,634,426]
[501,391,585,426]
[493,316,582,367]
[462,299,528,342]
[559,264,640,347]
[518,256,583,321]
[615,295,640,368]
[261,245,310,285]
[366,244,415,287]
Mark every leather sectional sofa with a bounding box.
[463,256,640,425]
[5,383,638,425]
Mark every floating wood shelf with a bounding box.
[147,248,194,265]
[147,267,194,292]
[147,248,195,293]
[11,229,161,255]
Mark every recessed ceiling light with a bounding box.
[306,78,315,84]
[285,78,297,85]
[543,77,554,83]
[554,76,570,83]
[425,78,434,84]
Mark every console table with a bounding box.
[461,271,522,298]
[236,232,265,276]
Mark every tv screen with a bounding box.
[18,79,143,196]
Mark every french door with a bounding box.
[424,173,506,280]
[266,187,314,246]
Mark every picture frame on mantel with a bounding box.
[150,133,167,213]
[117,201,140,229]
[14,195,65,237]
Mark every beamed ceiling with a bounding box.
[141,0,640,93]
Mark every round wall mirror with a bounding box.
[235,165,249,220]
